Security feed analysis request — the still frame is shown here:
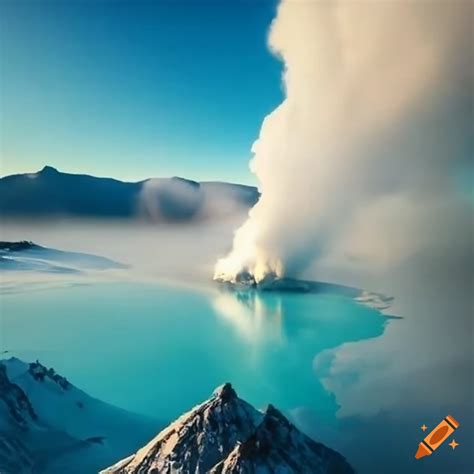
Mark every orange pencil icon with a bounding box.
[415,415,459,459]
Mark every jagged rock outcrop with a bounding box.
[102,384,354,474]
[211,405,353,473]
[102,384,262,473]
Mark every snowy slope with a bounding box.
[102,384,354,474]
[0,362,38,473]
[0,241,126,274]
[0,358,161,474]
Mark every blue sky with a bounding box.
[0,0,282,184]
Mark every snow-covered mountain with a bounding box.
[102,383,354,474]
[210,404,353,474]
[0,358,161,474]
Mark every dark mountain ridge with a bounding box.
[0,166,259,221]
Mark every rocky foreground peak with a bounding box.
[102,383,261,474]
[102,385,354,474]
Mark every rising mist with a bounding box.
[215,0,472,284]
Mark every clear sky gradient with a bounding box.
[1,0,282,184]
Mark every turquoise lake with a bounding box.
[2,279,472,474]
[0,282,385,424]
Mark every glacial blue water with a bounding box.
[2,280,472,474]
[0,281,385,424]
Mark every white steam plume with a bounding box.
[215,0,472,284]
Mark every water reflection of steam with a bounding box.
[212,289,285,344]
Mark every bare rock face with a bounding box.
[211,405,354,474]
[102,385,354,474]
[102,383,262,474]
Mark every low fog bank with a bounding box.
[139,178,259,223]
[0,216,247,289]
[299,206,473,473]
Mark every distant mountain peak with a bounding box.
[0,167,259,220]
[170,176,200,186]
[39,165,59,174]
